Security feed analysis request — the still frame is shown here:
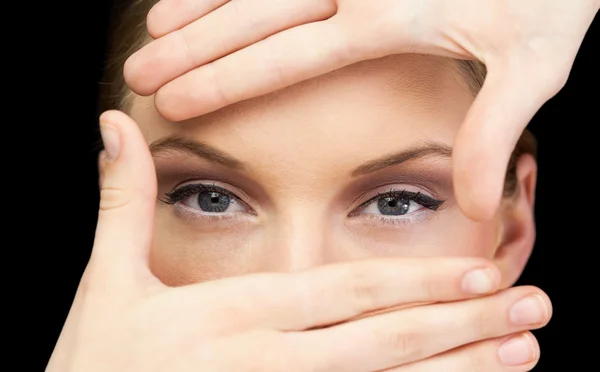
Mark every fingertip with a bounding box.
[146,0,189,39]
[455,185,501,221]
[145,2,164,39]
[98,110,152,169]
[154,86,183,122]
[99,110,134,130]
[123,53,158,97]
[453,157,504,221]
[155,83,212,122]
[461,258,502,295]
[99,109,120,125]
[528,290,553,325]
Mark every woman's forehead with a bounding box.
[130,54,474,195]
[132,54,473,137]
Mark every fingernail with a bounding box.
[462,268,496,294]
[509,294,549,325]
[100,123,120,161]
[498,333,537,366]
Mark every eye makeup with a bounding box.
[157,179,258,228]
[162,183,244,206]
[154,147,454,230]
[347,186,446,227]
[352,189,444,214]
[153,151,270,208]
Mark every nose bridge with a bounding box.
[271,204,333,272]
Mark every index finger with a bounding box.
[153,19,361,121]
[183,256,502,331]
[146,0,230,38]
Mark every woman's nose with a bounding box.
[265,210,337,272]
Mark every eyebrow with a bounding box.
[149,136,245,170]
[351,141,452,176]
[149,136,451,175]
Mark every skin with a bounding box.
[46,55,550,372]
[126,0,599,220]
[128,54,537,288]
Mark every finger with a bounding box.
[153,18,367,121]
[178,257,502,332]
[128,0,337,96]
[452,59,562,221]
[384,332,539,372]
[147,0,230,38]
[296,286,551,371]
[90,110,158,291]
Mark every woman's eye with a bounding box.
[162,183,251,215]
[182,190,246,214]
[361,195,425,216]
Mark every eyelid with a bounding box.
[162,180,256,214]
[168,180,255,205]
[348,184,440,212]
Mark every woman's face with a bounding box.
[129,55,534,286]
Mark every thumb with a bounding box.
[90,110,158,290]
[453,63,546,221]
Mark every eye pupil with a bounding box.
[198,191,231,212]
[378,197,409,215]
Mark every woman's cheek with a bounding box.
[345,210,499,258]
[149,205,501,286]
[150,208,263,286]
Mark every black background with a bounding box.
[31,2,598,371]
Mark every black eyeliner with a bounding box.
[160,183,236,205]
[358,190,445,211]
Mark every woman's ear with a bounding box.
[492,153,537,288]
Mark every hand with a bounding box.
[124,0,599,220]
[47,110,551,371]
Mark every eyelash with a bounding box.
[161,183,238,205]
[356,189,444,211]
[160,183,254,222]
[161,183,445,224]
[349,189,445,224]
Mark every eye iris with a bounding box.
[377,196,410,215]
[198,191,230,212]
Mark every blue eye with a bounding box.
[196,191,231,212]
[357,190,444,217]
[162,183,248,214]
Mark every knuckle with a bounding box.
[329,26,360,63]
[206,61,233,108]
[99,187,131,211]
[522,53,571,100]
[381,328,419,362]
[530,63,570,100]
[177,29,198,67]
[344,265,380,311]
[465,348,489,371]
[472,307,493,338]
[542,68,570,97]
[418,267,440,300]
